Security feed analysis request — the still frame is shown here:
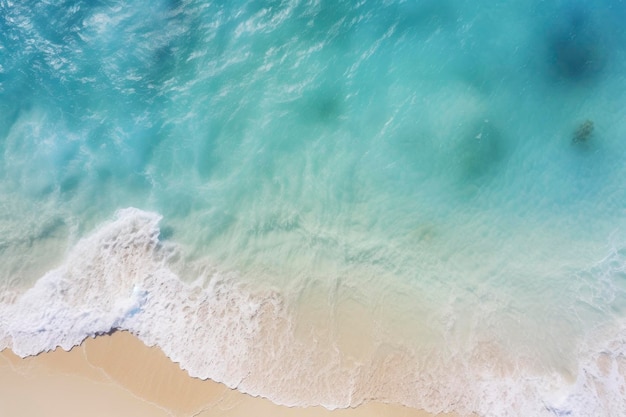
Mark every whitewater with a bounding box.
[2,1,626,416]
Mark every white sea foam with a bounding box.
[0,208,350,406]
[1,208,626,417]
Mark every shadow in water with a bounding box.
[546,6,606,82]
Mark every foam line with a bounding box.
[2,209,626,416]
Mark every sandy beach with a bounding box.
[0,331,465,417]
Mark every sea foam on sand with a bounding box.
[1,208,626,417]
[0,331,459,417]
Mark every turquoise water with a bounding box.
[2,1,626,416]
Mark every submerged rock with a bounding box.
[573,119,594,144]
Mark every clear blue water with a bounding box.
[2,1,626,416]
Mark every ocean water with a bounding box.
[2,0,626,415]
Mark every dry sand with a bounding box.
[0,331,466,417]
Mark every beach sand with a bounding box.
[0,331,466,417]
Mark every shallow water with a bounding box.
[2,1,626,416]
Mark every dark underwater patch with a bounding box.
[456,120,506,182]
[59,173,81,194]
[546,7,606,82]
[572,119,594,145]
[569,119,602,157]
[307,93,344,124]
[291,81,346,126]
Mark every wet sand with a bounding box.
[0,331,466,417]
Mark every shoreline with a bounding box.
[0,331,466,417]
